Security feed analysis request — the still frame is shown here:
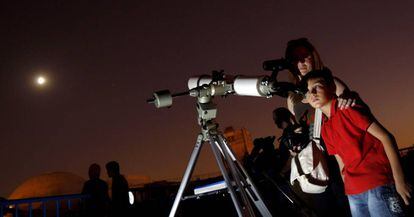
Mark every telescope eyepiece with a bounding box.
[262,58,290,72]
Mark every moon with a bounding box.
[36,76,47,86]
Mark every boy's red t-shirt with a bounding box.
[321,98,394,195]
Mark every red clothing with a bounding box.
[322,98,393,195]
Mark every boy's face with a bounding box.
[306,77,334,108]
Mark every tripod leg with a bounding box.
[217,135,273,217]
[212,134,256,217]
[207,134,247,217]
[169,134,204,217]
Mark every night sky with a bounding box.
[1,1,414,197]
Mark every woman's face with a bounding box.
[291,47,313,77]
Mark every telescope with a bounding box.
[147,70,275,217]
[146,60,305,217]
[147,59,304,108]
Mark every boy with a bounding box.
[301,69,411,217]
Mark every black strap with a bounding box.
[294,155,305,176]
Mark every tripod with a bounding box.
[169,95,273,217]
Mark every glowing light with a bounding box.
[37,76,46,85]
[128,191,134,205]
[34,75,48,87]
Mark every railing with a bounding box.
[0,194,89,217]
[399,145,414,156]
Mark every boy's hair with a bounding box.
[299,68,335,91]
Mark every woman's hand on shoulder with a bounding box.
[337,91,358,110]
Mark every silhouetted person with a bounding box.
[81,163,110,217]
[106,161,130,217]
[249,136,281,176]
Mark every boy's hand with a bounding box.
[396,181,412,205]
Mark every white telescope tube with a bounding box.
[233,76,268,97]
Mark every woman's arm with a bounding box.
[334,77,356,109]
[367,121,412,205]
[287,93,296,115]
[333,77,348,96]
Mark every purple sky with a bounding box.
[1,1,414,197]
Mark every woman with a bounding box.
[283,38,355,217]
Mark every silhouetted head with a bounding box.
[106,161,120,178]
[273,107,295,129]
[253,136,275,151]
[88,163,101,179]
